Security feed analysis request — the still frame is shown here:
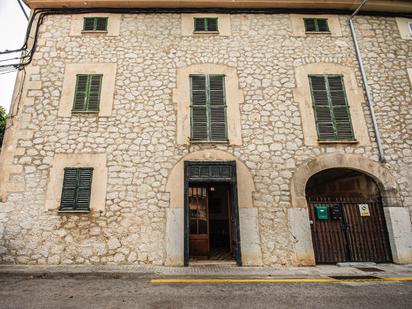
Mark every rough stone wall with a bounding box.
[354,16,412,220]
[0,13,410,265]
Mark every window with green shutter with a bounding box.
[73,74,102,112]
[194,18,219,32]
[190,75,227,142]
[60,168,93,212]
[304,18,330,32]
[83,17,108,31]
[309,75,355,141]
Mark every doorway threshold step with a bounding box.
[336,262,377,267]
[189,260,237,266]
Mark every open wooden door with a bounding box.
[188,187,210,258]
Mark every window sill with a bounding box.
[81,31,108,34]
[318,140,358,145]
[190,140,229,144]
[58,210,90,214]
[71,111,99,114]
[193,31,220,35]
[305,31,331,35]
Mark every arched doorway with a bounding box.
[306,168,392,264]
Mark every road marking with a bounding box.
[151,277,412,283]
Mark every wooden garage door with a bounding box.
[307,197,392,264]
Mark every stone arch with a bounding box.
[173,63,244,145]
[164,149,263,266]
[288,153,412,265]
[290,153,401,210]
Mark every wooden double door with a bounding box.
[308,197,392,264]
[188,184,233,259]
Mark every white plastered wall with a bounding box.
[164,149,262,266]
[173,64,243,145]
[45,153,108,212]
[59,63,117,117]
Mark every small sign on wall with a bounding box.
[358,204,370,217]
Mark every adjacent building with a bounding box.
[0,0,411,266]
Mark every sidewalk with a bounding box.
[1,263,411,279]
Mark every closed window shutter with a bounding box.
[60,168,79,211]
[191,76,208,140]
[304,18,329,32]
[304,19,317,32]
[76,169,93,210]
[209,75,226,141]
[317,19,329,32]
[194,18,218,32]
[95,18,108,31]
[327,76,354,140]
[190,75,227,142]
[87,75,102,111]
[73,74,102,112]
[73,75,88,111]
[83,17,95,31]
[309,75,354,141]
[194,18,206,31]
[207,18,218,32]
[60,168,93,211]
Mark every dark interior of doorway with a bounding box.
[189,182,233,261]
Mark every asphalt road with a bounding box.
[0,275,411,309]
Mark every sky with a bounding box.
[0,0,30,112]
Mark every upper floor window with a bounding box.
[60,168,93,212]
[304,18,330,33]
[190,75,227,142]
[83,17,108,32]
[309,75,355,141]
[73,74,102,112]
[194,17,218,32]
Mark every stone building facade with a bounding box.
[0,0,411,266]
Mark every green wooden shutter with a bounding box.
[60,168,79,211]
[76,168,93,210]
[309,75,354,141]
[87,75,102,111]
[95,17,108,31]
[194,18,206,32]
[190,75,227,141]
[191,75,208,140]
[327,76,354,140]
[317,19,330,32]
[206,18,218,32]
[209,75,227,141]
[73,75,89,111]
[83,17,95,31]
[194,18,218,32]
[60,168,93,211]
[304,18,329,32]
[73,74,102,112]
[304,19,317,32]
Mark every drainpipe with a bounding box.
[349,0,385,162]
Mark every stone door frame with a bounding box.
[184,160,242,266]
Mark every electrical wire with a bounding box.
[16,0,29,21]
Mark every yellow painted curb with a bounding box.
[151,277,412,283]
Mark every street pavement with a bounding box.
[0,264,411,309]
